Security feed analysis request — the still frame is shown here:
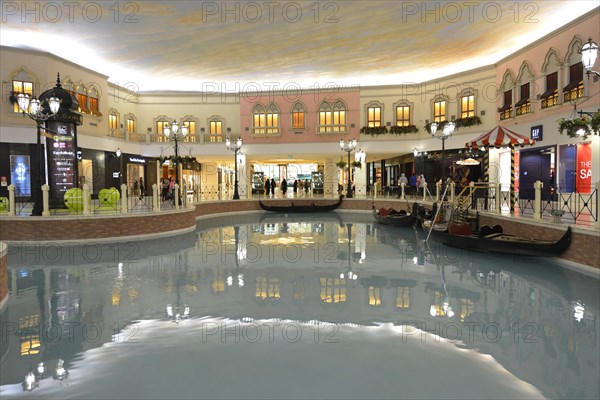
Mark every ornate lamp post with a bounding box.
[430,121,455,195]
[11,89,60,216]
[340,138,357,198]
[163,120,188,194]
[225,137,243,200]
[581,37,599,77]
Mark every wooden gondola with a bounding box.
[258,195,343,213]
[427,221,572,257]
[372,202,417,227]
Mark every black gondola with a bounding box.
[427,221,572,257]
[258,196,343,213]
[372,203,418,227]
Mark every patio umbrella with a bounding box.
[465,126,536,212]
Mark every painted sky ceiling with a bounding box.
[1,1,598,92]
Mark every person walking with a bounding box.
[293,179,298,195]
[281,178,288,196]
[409,172,417,196]
[139,177,145,199]
[398,173,408,198]
[270,178,276,196]
[265,177,271,196]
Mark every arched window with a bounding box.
[364,101,383,127]
[318,100,347,133]
[124,113,136,135]
[499,70,515,120]
[181,115,199,143]
[89,85,102,116]
[540,49,562,109]
[393,99,413,127]
[431,95,448,123]
[108,108,120,137]
[10,68,35,113]
[516,62,534,116]
[252,103,279,135]
[154,115,171,143]
[207,115,225,142]
[291,102,306,130]
[563,37,584,102]
[76,83,90,114]
[459,88,476,118]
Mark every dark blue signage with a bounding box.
[531,125,543,141]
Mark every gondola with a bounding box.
[258,195,343,213]
[372,202,417,227]
[427,221,571,257]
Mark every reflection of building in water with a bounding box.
[2,225,598,398]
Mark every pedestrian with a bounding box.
[270,178,276,195]
[139,177,145,199]
[304,180,309,193]
[409,172,417,196]
[265,177,271,196]
[398,173,408,197]
[416,174,422,195]
[293,179,298,195]
[281,178,288,196]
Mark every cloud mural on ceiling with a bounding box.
[1,1,598,91]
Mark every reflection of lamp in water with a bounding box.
[54,359,69,381]
[166,253,191,323]
[429,265,454,318]
[340,223,359,281]
[22,371,38,391]
[234,225,245,287]
[573,301,585,322]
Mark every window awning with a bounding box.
[515,98,530,107]
[498,103,511,112]
[563,80,582,92]
[539,88,557,100]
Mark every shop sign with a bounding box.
[129,157,146,164]
[530,125,543,141]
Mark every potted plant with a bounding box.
[389,124,419,135]
[359,126,388,135]
[455,116,482,128]
[424,121,448,134]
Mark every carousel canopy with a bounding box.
[465,126,535,149]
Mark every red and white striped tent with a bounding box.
[465,125,535,149]
[465,126,535,213]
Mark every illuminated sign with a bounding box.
[531,125,543,141]
[46,121,76,199]
[129,157,146,164]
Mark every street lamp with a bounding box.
[163,120,188,196]
[340,138,357,198]
[225,137,243,200]
[430,121,455,196]
[580,37,599,77]
[12,91,60,216]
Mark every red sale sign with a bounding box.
[576,143,592,193]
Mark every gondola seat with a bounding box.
[448,222,472,236]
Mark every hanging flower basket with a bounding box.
[351,161,362,169]
[389,125,419,135]
[336,160,348,169]
[359,126,388,135]
[558,117,591,139]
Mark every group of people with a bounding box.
[264,178,311,197]
[133,177,145,199]
[161,176,175,201]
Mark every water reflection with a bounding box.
[1,213,598,399]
